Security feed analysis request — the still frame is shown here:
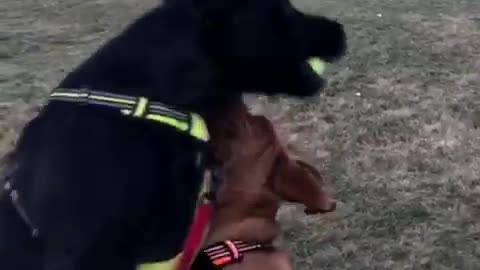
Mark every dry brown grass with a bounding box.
[1,0,480,269]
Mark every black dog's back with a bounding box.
[1,101,206,269]
[58,4,217,108]
[0,3,214,268]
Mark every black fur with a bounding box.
[0,0,346,269]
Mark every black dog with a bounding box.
[0,0,346,269]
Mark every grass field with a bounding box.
[1,0,480,269]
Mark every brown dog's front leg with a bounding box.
[271,156,336,214]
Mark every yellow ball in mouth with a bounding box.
[307,57,326,76]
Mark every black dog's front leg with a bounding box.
[38,193,139,270]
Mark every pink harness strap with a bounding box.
[177,169,215,270]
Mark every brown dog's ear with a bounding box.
[271,157,336,214]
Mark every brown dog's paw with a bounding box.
[294,159,337,215]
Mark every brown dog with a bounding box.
[192,104,335,269]
[210,102,336,215]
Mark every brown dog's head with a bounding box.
[213,110,336,215]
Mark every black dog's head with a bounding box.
[60,0,346,106]
[185,0,347,97]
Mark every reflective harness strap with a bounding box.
[50,88,210,142]
[201,240,272,268]
[50,89,214,270]
[3,88,211,242]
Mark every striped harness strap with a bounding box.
[49,88,210,142]
[198,240,273,268]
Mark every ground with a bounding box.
[1,0,479,269]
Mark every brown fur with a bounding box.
[205,102,336,269]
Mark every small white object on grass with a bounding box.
[377,13,383,18]
[356,92,361,96]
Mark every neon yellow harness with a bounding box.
[49,88,210,142]
[49,88,211,270]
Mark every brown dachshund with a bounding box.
[191,104,336,269]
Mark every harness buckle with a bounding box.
[77,89,91,105]
[133,97,149,118]
[4,180,39,238]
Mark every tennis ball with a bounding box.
[308,57,326,75]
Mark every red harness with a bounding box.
[177,170,270,270]
[178,202,213,270]
[177,169,215,270]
